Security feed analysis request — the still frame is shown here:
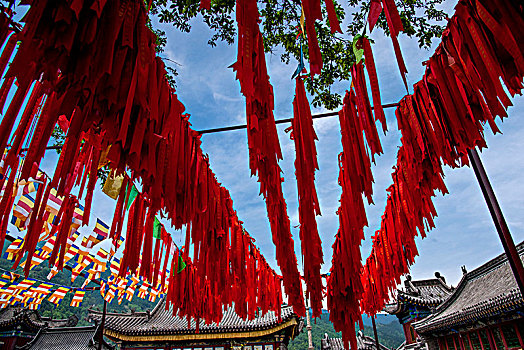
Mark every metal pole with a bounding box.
[98,299,107,350]
[371,316,381,350]
[197,103,399,135]
[467,147,524,296]
[305,296,314,350]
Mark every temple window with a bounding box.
[515,323,524,348]
[438,338,446,350]
[410,325,416,343]
[462,334,471,350]
[490,328,505,349]
[447,336,457,350]
[479,330,491,350]
[452,335,460,350]
[469,333,483,350]
[501,324,521,349]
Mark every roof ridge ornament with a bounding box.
[434,272,453,291]
[404,275,420,296]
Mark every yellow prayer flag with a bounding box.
[102,171,124,200]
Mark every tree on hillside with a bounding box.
[0,241,158,326]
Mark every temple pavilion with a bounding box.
[385,272,454,348]
[18,325,111,349]
[388,241,524,350]
[88,299,303,350]
[0,305,79,349]
[413,242,524,350]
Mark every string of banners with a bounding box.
[0,269,97,310]
[0,171,188,309]
[0,248,183,310]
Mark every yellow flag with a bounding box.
[98,145,111,169]
[300,6,305,38]
[102,172,124,200]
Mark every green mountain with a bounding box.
[289,311,405,350]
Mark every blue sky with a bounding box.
[23,0,524,298]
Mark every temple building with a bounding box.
[385,272,454,349]
[89,299,303,350]
[320,332,389,350]
[0,305,79,349]
[18,325,111,350]
[413,243,524,350]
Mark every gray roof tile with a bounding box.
[414,242,524,333]
[323,333,389,350]
[0,306,77,330]
[89,299,296,336]
[18,326,108,350]
[397,278,453,307]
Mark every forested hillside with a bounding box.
[0,242,157,325]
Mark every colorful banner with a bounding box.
[70,290,85,307]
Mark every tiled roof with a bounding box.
[0,306,77,330]
[18,325,110,350]
[89,299,297,337]
[397,278,453,307]
[414,242,524,334]
[322,332,389,350]
[386,276,453,314]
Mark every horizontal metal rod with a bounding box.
[19,144,63,153]
[198,102,399,135]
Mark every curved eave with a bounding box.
[397,293,444,308]
[414,242,524,334]
[0,313,42,331]
[92,306,298,339]
[414,293,523,334]
[384,303,402,315]
[103,317,298,343]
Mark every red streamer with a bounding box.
[0,0,286,325]
[291,78,323,317]
[234,0,305,315]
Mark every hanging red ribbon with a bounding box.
[0,0,286,325]
[233,0,305,316]
[292,77,323,317]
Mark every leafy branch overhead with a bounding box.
[149,0,448,109]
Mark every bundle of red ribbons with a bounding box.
[368,0,409,90]
[233,0,305,316]
[326,39,386,350]
[327,0,522,346]
[0,0,285,324]
[301,0,341,75]
[291,78,323,317]
[166,217,284,325]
